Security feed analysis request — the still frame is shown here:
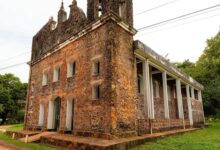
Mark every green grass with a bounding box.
[0,124,59,150]
[0,133,58,150]
[1,122,220,150]
[6,124,23,131]
[132,121,220,150]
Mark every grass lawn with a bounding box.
[6,124,23,131]
[132,120,220,150]
[1,121,220,150]
[0,124,58,150]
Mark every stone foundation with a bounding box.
[137,119,191,135]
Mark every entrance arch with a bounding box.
[47,97,61,131]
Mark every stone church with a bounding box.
[24,0,205,139]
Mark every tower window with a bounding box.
[92,84,100,100]
[67,61,76,77]
[98,0,102,17]
[53,67,61,82]
[119,0,126,18]
[93,61,100,75]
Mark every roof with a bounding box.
[134,40,204,90]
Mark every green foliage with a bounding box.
[174,59,197,77]
[175,33,220,117]
[0,73,27,124]
[0,104,3,113]
[132,121,220,150]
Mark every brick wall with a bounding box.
[26,18,137,138]
[191,99,204,126]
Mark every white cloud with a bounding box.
[0,0,219,82]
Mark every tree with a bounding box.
[0,74,27,124]
[196,34,220,116]
[175,32,220,117]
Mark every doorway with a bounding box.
[54,97,61,131]
[66,99,74,131]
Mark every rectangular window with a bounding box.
[92,85,100,100]
[53,67,61,82]
[67,61,76,77]
[119,0,126,18]
[93,61,100,75]
[42,73,48,86]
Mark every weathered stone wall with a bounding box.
[26,17,137,138]
[191,99,204,126]
[87,0,133,26]
[31,3,87,62]
[137,119,189,135]
[26,23,113,134]
[106,21,137,137]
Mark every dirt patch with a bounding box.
[0,140,27,150]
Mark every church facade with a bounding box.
[24,0,205,139]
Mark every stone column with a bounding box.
[176,79,184,119]
[191,87,195,100]
[176,79,185,128]
[198,90,202,102]
[162,72,169,119]
[198,90,205,123]
[143,60,151,118]
[186,85,193,126]
[149,69,155,119]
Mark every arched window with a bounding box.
[53,66,61,82]
[119,0,126,19]
[67,61,76,77]
[98,0,102,17]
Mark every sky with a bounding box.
[0,0,219,83]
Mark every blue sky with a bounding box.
[0,0,220,82]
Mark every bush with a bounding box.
[6,109,25,124]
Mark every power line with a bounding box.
[138,3,220,31]
[0,51,30,63]
[135,0,179,16]
[136,8,220,36]
[136,13,220,37]
[0,62,28,71]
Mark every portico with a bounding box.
[135,40,204,134]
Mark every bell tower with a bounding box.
[87,0,133,26]
[58,1,67,24]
